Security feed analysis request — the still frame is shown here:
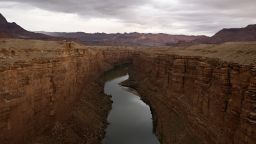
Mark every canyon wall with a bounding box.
[130,45,256,144]
[0,39,133,144]
[1,39,256,144]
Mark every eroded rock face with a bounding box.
[1,39,256,144]
[130,53,256,144]
[0,39,134,144]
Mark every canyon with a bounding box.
[0,39,256,144]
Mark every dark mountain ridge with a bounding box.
[0,13,205,46]
[40,31,206,46]
[194,24,256,44]
[1,13,256,46]
[0,13,60,40]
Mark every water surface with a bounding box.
[102,73,160,144]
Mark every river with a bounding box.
[102,69,160,144]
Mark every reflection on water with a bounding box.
[102,73,160,144]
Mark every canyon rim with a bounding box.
[0,0,256,143]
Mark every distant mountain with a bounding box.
[40,32,206,46]
[0,12,205,46]
[0,13,60,40]
[5,12,255,46]
[194,24,256,44]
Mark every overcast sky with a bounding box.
[0,0,256,36]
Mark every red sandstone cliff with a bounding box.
[0,39,133,144]
[1,39,256,144]
[129,43,256,144]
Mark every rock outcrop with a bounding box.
[0,39,133,144]
[129,43,256,144]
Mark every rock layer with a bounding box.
[1,39,256,144]
[129,48,256,144]
[0,39,133,144]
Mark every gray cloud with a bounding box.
[1,0,256,35]
[2,0,148,17]
[149,0,256,35]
